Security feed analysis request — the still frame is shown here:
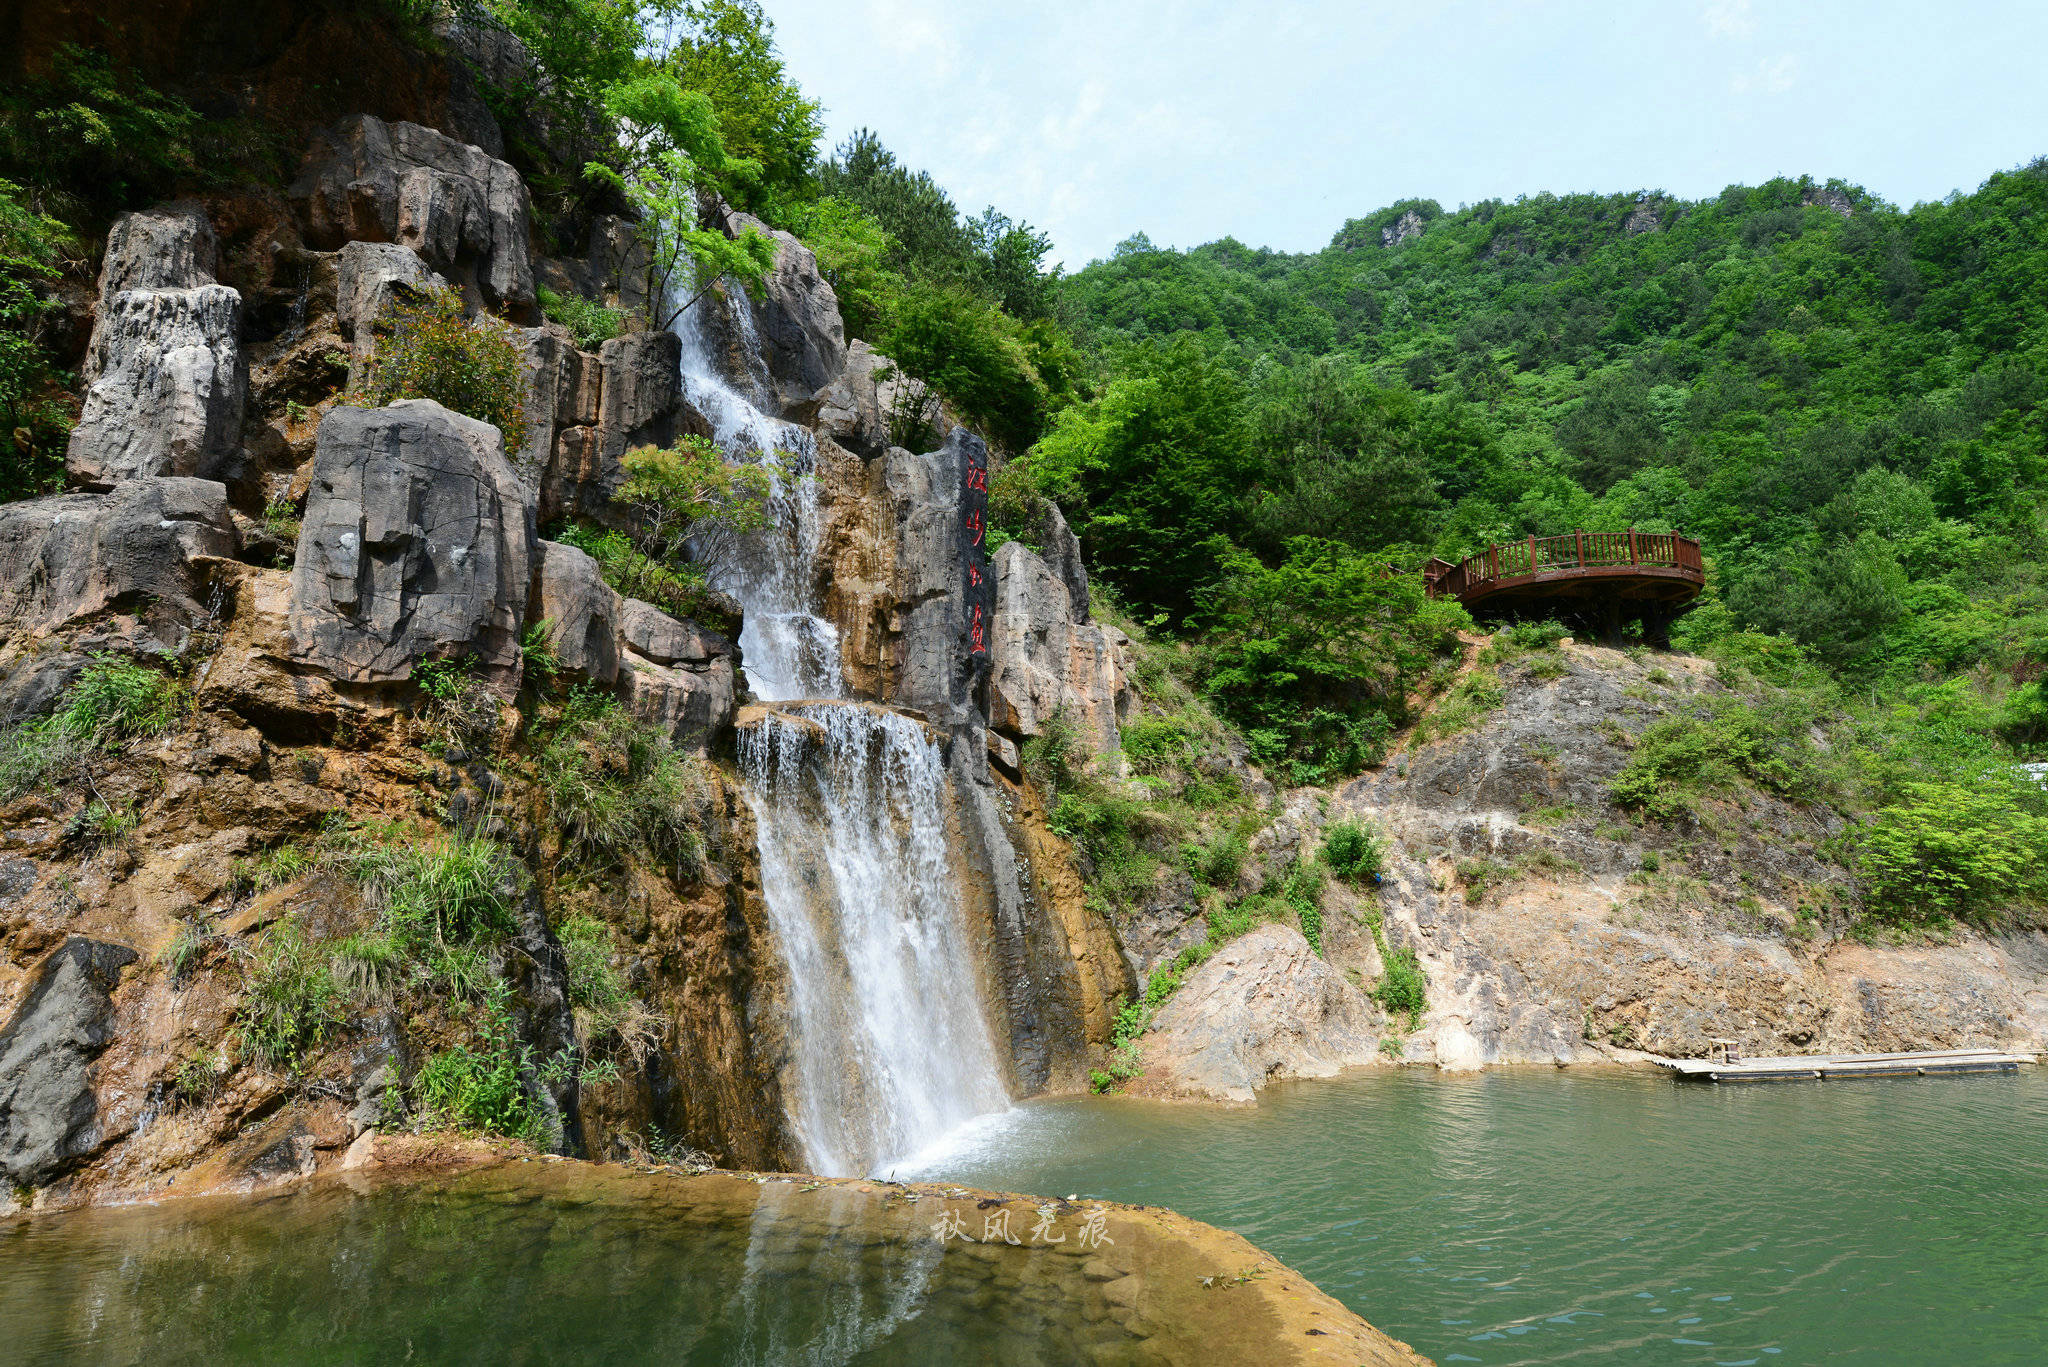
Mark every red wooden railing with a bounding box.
[1423,529,1703,602]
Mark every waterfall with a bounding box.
[672,287,1011,1177]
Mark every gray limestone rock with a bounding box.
[68,284,246,487]
[616,609,737,754]
[1134,923,1382,1104]
[289,399,534,690]
[886,427,986,727]
[0,937,139,1187]
[618,646,736,756]
[619,597,724,667]
[711,205,846,413]
[989,539,1131,754]
[291,114,536,320]
[528,539,619,684]
[335,240,449,355]
[511,324,597,498]
[806,340,894,460]
[97,202,217,297]
[543,329,686,524]
[0,477,238,641]
[1037,501,1091,624]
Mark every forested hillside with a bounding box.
[5,0,2048,930]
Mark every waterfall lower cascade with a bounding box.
[674,291,1011,1177]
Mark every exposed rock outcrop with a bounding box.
[709,204,846,415]
[528,539,619,684]
[1339,640,2048,1069]
[289,399,534,690]
[989,539,1132,755]
[1132,924,1383,1104]
[540,330,694,525]
[0,938,139,1186]
[67,204,246,488]
[618,625,737,756]
[0,477,238,644]
[291,114,536,321]
[335,239,448,355]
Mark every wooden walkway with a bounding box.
[1662,1047,2035,1084]
[1424,530,1705,614]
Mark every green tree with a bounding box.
[1026,337,1255,618]
[651,0,823,215]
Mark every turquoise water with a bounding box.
[906,1067,2048,1365]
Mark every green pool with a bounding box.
[905,1067,2048,1365]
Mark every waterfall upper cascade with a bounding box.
[673,288,1012,1176]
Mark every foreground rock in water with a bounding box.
[38,1140,1430,1366]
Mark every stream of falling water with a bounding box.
[673,289,1010,1177]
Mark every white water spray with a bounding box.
[673,287,1010,1176]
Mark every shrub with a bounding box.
[535,700,710,876]
[1201,536,1469,784]
[1857,781,2048,924]
[1322,818,1385,883]
[413,656,498,744]
[536,283,626,349]
[162,921,213,985]
[0,654,187,800]
[1412,667,1505,744]
[1021,706,1088,800]
[331,931,405,1002]
[1284,862,1327,955]
[1375,946,1427,1018]
[349,285,526,438]
[415,984,536,1139]
[1608,699,1821,821]
[235,920,345,1070]
[331,829,523,954]
[553,523,740,637]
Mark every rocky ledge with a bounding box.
[129,1135,1433,1366]
[1126,638,2048,1102]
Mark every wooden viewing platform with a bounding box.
[1662,1047,2035,1084]
[1424,529,1705,642]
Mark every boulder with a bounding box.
[1037,501,1091,623]
[511,324,597,496]
[617,613,736,755]
[807,340,894,460]
[0,477,238,640]
[989,539,1132,754]
[68,284,246,487]
[542,329,688,524]
[528,539,619,684]
[96,202,217,296]
[711,204,846,414]
[619,597,725,667]
[291,114,536,321]
[335,240,448,354]
[0,937,139,1187]
[289,399,534,690]
[1132,924,1382,1104]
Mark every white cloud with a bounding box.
[1702,0,1756,40]
[1731,53,1798,95]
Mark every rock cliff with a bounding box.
[0,72,1132,1207]
[1127,638,2048,1100]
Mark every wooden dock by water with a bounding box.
[1662,1047,2036,1083]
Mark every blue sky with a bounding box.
[763,0,2048,269]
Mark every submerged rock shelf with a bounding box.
[0,1137,1431,1367]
